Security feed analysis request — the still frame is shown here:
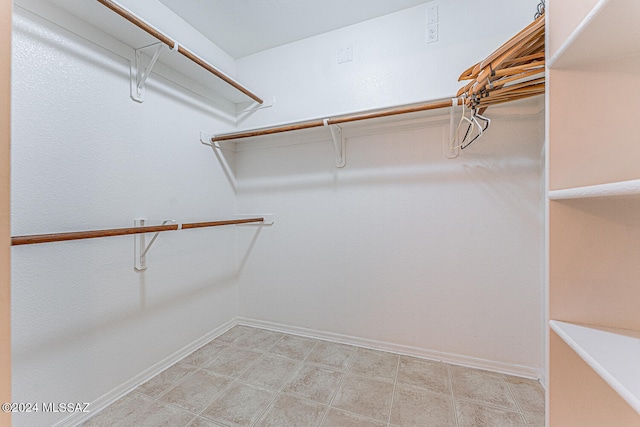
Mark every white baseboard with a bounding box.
[53,318,237,427]
[238,317,542,380]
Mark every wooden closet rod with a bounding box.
[96,0,264,105]
[11,218,264,246]
[210,99,455,142]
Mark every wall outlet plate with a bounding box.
[427,23,439,43]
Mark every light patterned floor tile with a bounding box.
[181,342,228,367]
[268,334,318,361]
[390,384,456,427]
[201,382,275,427]
[504,375,545,415]
[331,374,394,422]
[396,356,450,394]
[232,328,284,352]
[160,369,232,413]
[134,400,195,427]
[187,417,227,427]
[320,408,388,427]
[523,411,545,427]
[83,392,154,427]
[347,348,399,382]
[282,364,344,404]
[202,346,263,378]
[214,326,256,345]
[255,393,327,427]
[449,364,517,410]
[136,362,197,398]
[305,341,355,370]
[455,399,527,427]
[239,353,302,390]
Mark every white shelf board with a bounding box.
[549,179,640,200]
[30,0,259,104]
[548,0,640,69]
[550,320,640,414]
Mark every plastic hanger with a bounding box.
[461,108,490,150]
[450,99,477,150]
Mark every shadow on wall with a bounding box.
[205,111,544,196]
[13,8,238,126]
[12,271,230,365]
[11,226,263,363]
[462,157,542,230]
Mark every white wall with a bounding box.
[235,104,545,376]
[235,0,536,128]
[231,0,545,375]
[10,5,241,426]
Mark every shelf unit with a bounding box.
[547,0,640,425]
[22,0,262,106]
[548,179,640,200]
[549,321,640,414]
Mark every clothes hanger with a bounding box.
[454,5,545,147]
[461,108,490,150]
[450,98,476,150]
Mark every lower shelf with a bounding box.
[549,320,640,415]
[548,179,640,200]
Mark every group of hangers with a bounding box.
[452,1,545,149]
[450,100,491,150]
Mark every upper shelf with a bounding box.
[548,0,640,69]
[549,179,640,200]
[28,0,263,105]
[97,0,262,104]
[550,320,640,415]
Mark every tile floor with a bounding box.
[82,326,545,427]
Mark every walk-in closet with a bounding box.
[1,0,638,426]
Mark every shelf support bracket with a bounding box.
[445,97,460,159]
[131,42,167,103]
[199,131,219,148]
[134,219,176,271]
[237,96,276,114]
[324,119,346,168]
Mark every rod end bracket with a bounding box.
[324,119,346,168]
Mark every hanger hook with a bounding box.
[534,0,545,19]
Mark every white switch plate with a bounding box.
[427,4,438,24]
[338,46,353,64]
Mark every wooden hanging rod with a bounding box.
[206,13,544,144]
[210,99,455,142]
[96,0,264,105]
[11,218,264,246]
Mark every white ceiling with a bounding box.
[158,0,431,59]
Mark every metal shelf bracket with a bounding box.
[134,218,175,271]
[131,42,171,103]
[324,119,346,168]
